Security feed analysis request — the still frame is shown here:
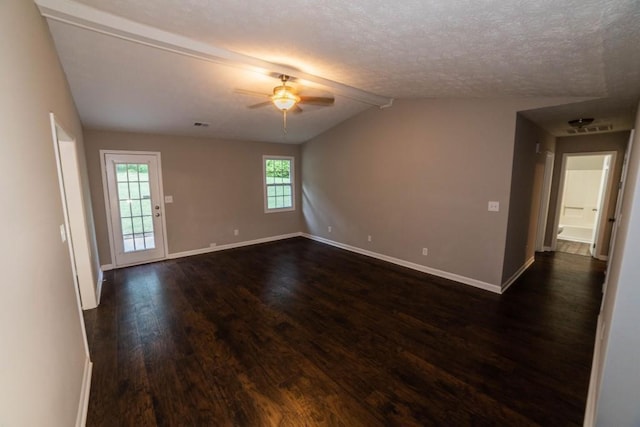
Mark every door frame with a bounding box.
[551,150,617,259]
[50,113,99,310]
[100,150,169,268]
[535,151,555,252]
[590,155,612,257]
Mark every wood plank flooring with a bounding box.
[84,237,604,426]
[557,239,592,256]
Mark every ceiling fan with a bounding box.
[235,74,335,114]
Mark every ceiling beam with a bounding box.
[36,0,394,108]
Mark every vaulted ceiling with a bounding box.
[38,0,640,143]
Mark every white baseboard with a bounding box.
[101,233,303,270]
[167,232,303,260]
[584,316,605,427]
[101,232,505,294]
[75,356,93,427]
[95,269,104,306]
[302,233,502,294]
[501,256,535,293]
[100,263,114,272]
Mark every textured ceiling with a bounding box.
[40,0,640,142]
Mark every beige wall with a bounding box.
[502,114,555,283]
[544,131,630,254]
[302,98,577,286]
[84,130,303,265]
[0,1,92,425]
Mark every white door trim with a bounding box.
[551,150,617,257]
[535,151,554,251]
[50,114,99,311]
[100,150,169,267]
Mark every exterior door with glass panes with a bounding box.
[104,152,166,266]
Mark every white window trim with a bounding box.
[263,155,295,213]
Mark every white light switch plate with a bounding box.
[488,201,500,212]
[164,195,173,203]
[59,224,66,242]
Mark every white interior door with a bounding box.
[104,152,166,266]
[602,134,633,295]
[590,155,612,256]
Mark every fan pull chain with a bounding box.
[282,110,288,135]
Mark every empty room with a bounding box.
[2,0,640,426]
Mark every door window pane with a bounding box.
[127,164,139,181]
[115,162,156,253]
[138,164,149,181]
[141,199,152,216]
[117,183,129,200]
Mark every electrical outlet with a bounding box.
[422,248,428,256]
[488,201,500,212]
[367,235,372,242]
[233,229,239,236]
[328,226,332,233]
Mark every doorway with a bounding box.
[101,151,167,267]
[553,152,615,257]
[50,113,99,309]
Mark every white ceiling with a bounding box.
[38,0,640,143]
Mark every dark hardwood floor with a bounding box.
[84,238,605,426]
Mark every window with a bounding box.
[263,156,295,212]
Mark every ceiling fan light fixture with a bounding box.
[568,118,595,128]
[271,86,300,111]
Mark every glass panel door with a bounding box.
[116,163,155,252]
[104,153,166,266]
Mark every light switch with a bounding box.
[488,201,500,212]
[60,224,67,242]
[164,195,173,203]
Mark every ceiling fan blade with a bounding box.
[247,101,272,109]
[234,88,270,98]
[299,96,335,106]
[291,105,303,114]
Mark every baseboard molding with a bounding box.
[302,233,502,294]
[501,256,535,293]
[75,356,93,427]
[584,316,605,427]
[543,246,553,252]
[596,255,608,261]
[95,269,104,306]
[100,263,114,272]
[168,232,304,260]
[101,234,303,270]
[100,232,505,294]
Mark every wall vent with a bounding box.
[566,124,612,135]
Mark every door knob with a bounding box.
[155,213,160,217]
[154,205,160,210]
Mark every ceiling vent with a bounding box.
[193,122,209,127]
[566,124,613,135]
